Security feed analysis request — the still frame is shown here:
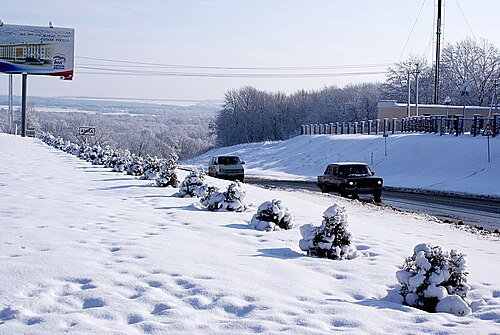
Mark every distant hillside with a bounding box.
[0,95,220,159]
[0,95,221,117]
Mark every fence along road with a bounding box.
[245,178,500,233]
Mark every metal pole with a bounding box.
[8,74,13,134]
[407,67,411,117]
[21,73,27,137]
[487,135,491,163]
[384,136,387,156]
[434,0,443,104]
[415,63,420,116]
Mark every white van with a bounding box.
[208,156,245,181]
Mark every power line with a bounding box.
[75,65,388,78]
[74,55,391,78]
[399,0,427,61]
[76,55,391,71]
[76,62,389,71]
[455,0,476,39]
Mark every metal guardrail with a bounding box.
[300,114,500,137]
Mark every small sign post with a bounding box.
[383,133,388,156]
[482,124,493,163]
[79,127,95,136]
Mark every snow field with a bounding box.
[0,134,499,334]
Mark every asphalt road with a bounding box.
[245,178,500,232]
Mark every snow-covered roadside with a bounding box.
[1,134,499,334]
[183,134,500,198]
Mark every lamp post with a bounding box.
[415,63,420,116]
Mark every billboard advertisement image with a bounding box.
[0,24,75,79]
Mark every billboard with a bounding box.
[0,24,74,79]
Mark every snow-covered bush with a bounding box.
[104,150,123,171]
[223,181,248,212]
[39,133,55,146]
[141,156,163,180]
[52,137,66,150]
[250,199,293,231]
[155,153,180,187]
[178,169,208,198]
[299,204,358,260]
[42,134,65,150]
[80,145,101,163]
[91,145,112,165]
[200,186,225,211]
[127,155,145,176]
[111,150,132,172]
[200,181,248,212]
[104,150,120,168]
[395,243,471,316]
[77,143,90,159]
[39,134,79,156]
[63,141,80,156]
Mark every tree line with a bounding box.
[214,38,500,146]
[214,83,381,147]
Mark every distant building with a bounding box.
[0,42,53,63]
[378,100,493,120]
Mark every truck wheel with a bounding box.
[339,189,348,198]
[373,191,382,203]
[319,184,328,193]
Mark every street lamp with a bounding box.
[413,63,421,116]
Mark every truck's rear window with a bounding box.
[338,165,370,176]
[218,157,240,165]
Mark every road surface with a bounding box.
[245,179,500,232]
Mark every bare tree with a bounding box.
[440,38,500,106]
[381,56,434,104]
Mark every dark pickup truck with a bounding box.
[317,162,383,202]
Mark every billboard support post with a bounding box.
[21,73,27,137]
[8,73,12,134]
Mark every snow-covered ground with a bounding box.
[184,133,500,198]
[1,133,499,334]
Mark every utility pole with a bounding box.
[434,0,443,104]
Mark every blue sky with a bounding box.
[1,0,499,103]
